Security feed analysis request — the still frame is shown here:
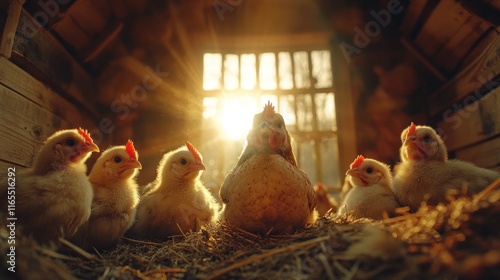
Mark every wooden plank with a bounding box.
[52,14,90,51]
[437,87,500,152]
[12,10,98,116]
[434,14,490,73]
[429,29,500,116]
[0,56,96,129]
[0,161,23,182]
[66,0,108,36]
[414,0,471,58]
[399,0,428,36]
[454,137,500,170]
[0,0,25,58]
[0,84,71,167]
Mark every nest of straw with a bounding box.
[2,181,500,280]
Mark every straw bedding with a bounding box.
[2,181,499,280]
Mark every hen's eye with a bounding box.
[65,139,76,147]
[366,167,373,174]
[114,156,122,163]
[260,122,267,128]
[277,122,283,129]
[180,158,187,165]
[423,135,431,143]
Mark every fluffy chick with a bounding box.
[220,101,317,234]
[392,122,500,211]
[1,128,99,244]
[69,140,141,250]
[337,155,399,220]
[128,141,219,240]
[314,182,338,216]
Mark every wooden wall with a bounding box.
[0,3,99,180]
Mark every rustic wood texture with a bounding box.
[0,83,70,167]
[12,10,98,116]
[429,29,500,116]
[437,87,500,152]
[454,137,500,172]
[0,0,25,58]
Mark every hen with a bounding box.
[314,182,338,216]
[337,155,399,220]
[392,122,500,211]
[220,101,317,234]
[128,141,219,240]
[70,140,141,250]
[1,128,99,244]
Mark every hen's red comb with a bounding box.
[186,141,202,163]
[125,139,137,160]
[77,127,93,144]
[350,155,365,169]
[406,122,417,138]
[263,101,275,118]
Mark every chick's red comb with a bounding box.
[125,139,137,160]
[406,122,417,138]
[77,127,93,143]
[186,141,202,163]
[263,101,275,118]
[350,155,365,169]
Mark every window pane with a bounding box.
[311,50,333,88]
[293,51,310,89]
[202,97,218,120]
[203,53,222,90]
[279,95,296,130]
[224,54,239,90]
[320,138,340,187]
[278,52,293,90]
[296,94,313,131]
[241,54,256,90]
[259,53,277,90]
[299,140,317,183]
[314,93,337,131]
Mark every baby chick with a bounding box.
[338,155,399,220]
[1,128,99,244]
[128,141,219,240]
[393,122,499,211]
[69,140,141,250]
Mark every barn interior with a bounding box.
[0,0,499,278]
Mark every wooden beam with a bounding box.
[0,0,25,58]
[0,57,96,129]
[11,10,99,117]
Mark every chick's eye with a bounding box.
[423,135,431,143]
[180,158,187,165]
[65,139,76,147]
[114,156,122,163]
[366,167,373,174]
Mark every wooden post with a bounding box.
[0,0,25,59]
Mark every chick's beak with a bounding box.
[190,162,206,172]
[81,142,100,153]
[345,168,360,177]
[126,160,142,170]
[403,136,417,147]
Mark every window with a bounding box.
[201,49,340,190]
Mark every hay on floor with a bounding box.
[2,180,500,280]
